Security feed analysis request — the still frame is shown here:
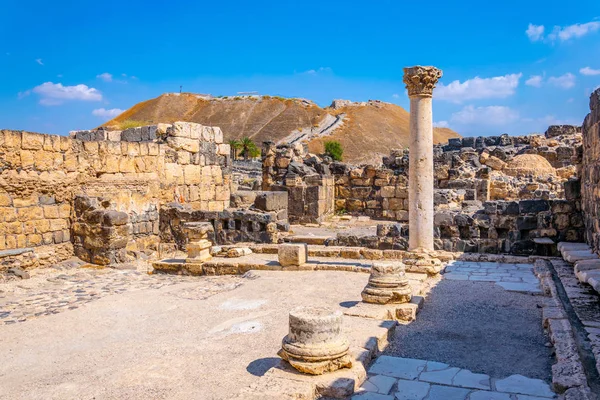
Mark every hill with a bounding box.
[103,93,460,164]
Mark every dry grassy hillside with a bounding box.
[104,93,460,164]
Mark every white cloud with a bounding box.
[528,21,600,43]
[96,72,113,82]
[450,105,519,126]
[525,75,543,87]
[92,108,124,118]
[580,66,600,76]
[392,93,400,99]
[31,82,102,106]
[433,121,449,128]
[301,67,332,75]
[537,115,580,126]
[526,24,545,41]
[548,73,576,89]
[435,73,522,103]
[35,58,43,66]
[549,21,600,41]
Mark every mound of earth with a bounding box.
[103,93,460,164]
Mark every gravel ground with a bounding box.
[384,279,553,381]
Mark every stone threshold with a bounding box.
[0,248,34,258]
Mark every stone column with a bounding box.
[183,222,214,263]
[278,306,352,375]
[361,261,412,304]
[403,66,443,252]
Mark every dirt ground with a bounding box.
[0,270,371,400]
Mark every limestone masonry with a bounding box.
[3,87,600,400]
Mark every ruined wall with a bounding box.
[159,191,289,247]
[332,198,584,256]
[262,142,335,223]
[264,128,580,224]
[330,163,409,221]
[0,122,231,268]
[581,88,600,252]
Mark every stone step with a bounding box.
[557,242,590,252]
[562,249,598,263]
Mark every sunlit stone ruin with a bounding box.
[1,69,600,400]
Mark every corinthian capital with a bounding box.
[403,66,443,98]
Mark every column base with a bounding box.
[403,251,443,275]
[277,348,352,375]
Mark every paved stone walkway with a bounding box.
[444,261,542,294]
[0,260,241,325]
[353,355,556,399]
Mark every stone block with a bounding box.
[519,200,549,214]
[102,211,129,226]
[255,191,288,211]
[167,136,200,152]
[227,247,252,258]
[22,131,44,150]
[278,243,308,267]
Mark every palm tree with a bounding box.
[228,139,241,160]
[239,137,258,161]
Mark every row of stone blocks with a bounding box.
[558,242,600,295]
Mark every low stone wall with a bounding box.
[331,198,584,256]
[159,202,288,247]
[581,88,600,253]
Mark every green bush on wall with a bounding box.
[324,140,343,161]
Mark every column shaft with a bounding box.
[408,96,434,251]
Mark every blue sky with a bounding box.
[1,0,599,136]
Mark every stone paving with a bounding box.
[0,260,241,326]
[444,261,542,294]
[353,355,556,400]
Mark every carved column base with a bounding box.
[403,251,443,275]
[362,261,412,304]
[278,306,352,375]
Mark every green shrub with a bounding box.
[239,137,260,160]
[324,140,343,161]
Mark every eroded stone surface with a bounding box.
[361,262,412,304]
[278,243,308,267]
[279,306,352,375]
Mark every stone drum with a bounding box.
[278,306,352,375]
[362,261,412,304]
[182,222,214,263]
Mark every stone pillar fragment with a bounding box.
[403,66,443,252]
[183,222,214,263]
[278,306,352,375]
[362,261,412,304]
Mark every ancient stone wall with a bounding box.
[262,142,335,223]
[264,127,580,224]
[159,191,289,247]
[0,122,232,269]
[330,162,409,221]
[581,88,600,253]
[331,197,584,256]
